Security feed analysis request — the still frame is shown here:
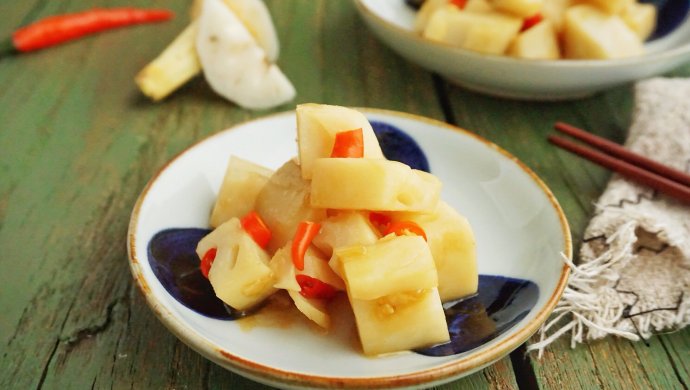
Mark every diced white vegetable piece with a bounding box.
[563,4,643,59]
[270,242,344,291]
[296,104,384,180]
[621,2,656,40]
[255,159,327,253]
[300,247,346,291]
[288,290,330,328]
[489,0,543,18]
[391,201,478,302]
[423,7,522,55]
[310,158,441,212]
[350,288,449,356]
[465,0,494,12]
[269,246,300,291]
[197,218,276,310]
[541,0,573,31]
[210,156,273,228]
[580,0,629,14]
[508,20,561,59]
[334,235,437,300]
[413,0,448,32]
[312,211,380,258]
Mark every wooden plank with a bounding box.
[0,0,245,387]
[0,1,516,389]
[531,329,690,389]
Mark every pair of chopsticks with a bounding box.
[548,122,690,204]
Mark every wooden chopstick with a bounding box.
[554,122,690,187]
[548,123,690,203]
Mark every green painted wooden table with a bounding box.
[1,1,688,389]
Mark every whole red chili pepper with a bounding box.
[1,7,174,56]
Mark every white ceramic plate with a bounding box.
[354,0,690,100]
[127,109,571,389]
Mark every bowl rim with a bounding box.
[354,0,690,68]
[127,108,572,389]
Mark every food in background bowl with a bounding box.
[196,104,478,356]
[413,0,656,59]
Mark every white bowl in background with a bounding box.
[354,0,690,100]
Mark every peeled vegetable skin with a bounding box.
[195,0,295,109]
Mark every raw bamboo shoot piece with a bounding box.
[135,22,201,101]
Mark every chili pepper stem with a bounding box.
[0,38,17,58]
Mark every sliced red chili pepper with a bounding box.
[240,211,272,249]
[384,220,427,241]
[330,128,364,158]
[521,13,543,32]
[369,212,392,232]
[291,221,321,271]
[450,0,468,9]
[200,247,217,279]
[8,8,174,54]
[295,274,337,300]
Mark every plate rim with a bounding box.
[127,108,572,389]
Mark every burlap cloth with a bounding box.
[529,78,690,356]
